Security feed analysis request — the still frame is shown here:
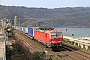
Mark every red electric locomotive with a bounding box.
[34,28,63,48]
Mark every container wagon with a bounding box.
[28,27,39,39]
[23,27,28,33]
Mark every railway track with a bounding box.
[58,44,90,60]
[14,30,90,60]
[51,45,79,60]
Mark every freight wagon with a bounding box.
[19,27,22,31]
[28,27,39,39]
[23,27,28,33]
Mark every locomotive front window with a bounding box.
[51,32,62,38]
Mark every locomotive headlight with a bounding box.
[50,41,52,44]
[50,40,52,44]
[58,40,62,42]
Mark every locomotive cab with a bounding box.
[45,30,63,48]
[50,31,63,48]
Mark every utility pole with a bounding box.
[19,18,21,36]
[14,16,17,27]
[50,18,52,28]
[19,18,20,27]
[2,17,6,33]
[38,22,43,27]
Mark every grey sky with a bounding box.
[0,0,90,8]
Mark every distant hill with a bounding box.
[0,5,90,27]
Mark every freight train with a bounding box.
[14,26,63,48]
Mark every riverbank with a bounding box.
[63,36,90,51]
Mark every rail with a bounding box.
[3,34,6,60]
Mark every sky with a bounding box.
[0,0,90,8]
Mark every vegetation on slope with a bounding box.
[0,5,90,27]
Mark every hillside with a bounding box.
[0,5,90,27]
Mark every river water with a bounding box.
[54,28,90,38]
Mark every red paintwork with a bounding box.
[34,29,63,46]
